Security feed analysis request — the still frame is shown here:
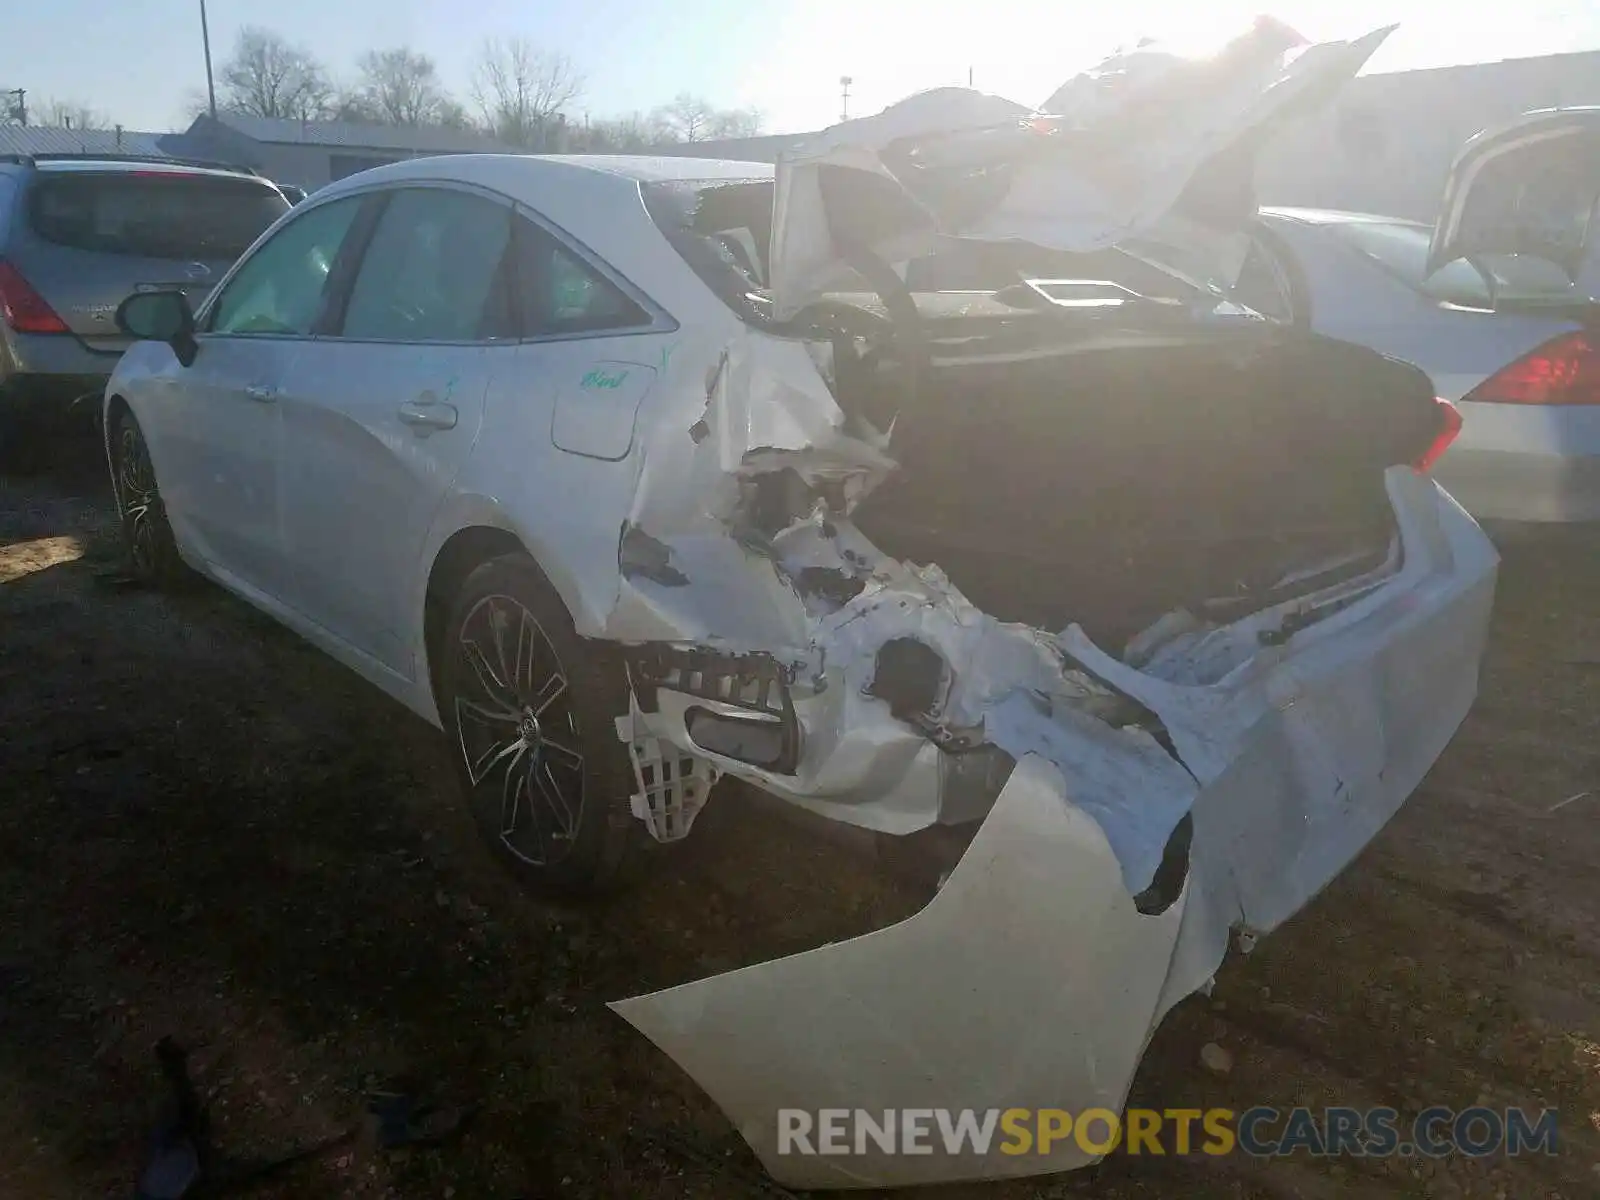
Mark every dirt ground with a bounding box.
[2,431,1597,1199]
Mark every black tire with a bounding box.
[110,409,187,587]
[438,552,642,897]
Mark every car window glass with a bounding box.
[28,173,287,260]
[341,188,512,341]
[515,217,648,336]
[208,196,361,335]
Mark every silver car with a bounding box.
[0,154,288,443]
[1257,108,1600,523]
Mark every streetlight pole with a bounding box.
[199,0,218,118]
[839,76,853,123]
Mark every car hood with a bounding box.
[768,20,1393,317]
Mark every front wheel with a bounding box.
[111,410,186,587]
[438,553,643,897]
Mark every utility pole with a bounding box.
[839,75,853,122]
[199,0,218,118]
[5,88,25,125]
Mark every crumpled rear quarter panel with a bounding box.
[611,475,1498,1190]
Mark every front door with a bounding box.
[156,193,366,595]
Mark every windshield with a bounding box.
[28,172,289,261]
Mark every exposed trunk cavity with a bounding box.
[843,320,1442,647]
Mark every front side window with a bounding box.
[207,195,362,336]
[340,188,513,342]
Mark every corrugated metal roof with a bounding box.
[0,125,173,158]
[213,113,518,154]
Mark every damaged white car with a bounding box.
[105,18,1496,1190]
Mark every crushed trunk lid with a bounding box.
[768,20,1393,318]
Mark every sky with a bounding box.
[5,2,1600,135]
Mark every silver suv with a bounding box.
[0,154,288,441]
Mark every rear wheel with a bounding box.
[111,409,186,586]
[438,553,642,897]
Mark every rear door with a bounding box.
[12,167,288,353]
[1428,107,1600,283]
[273,184,516,677]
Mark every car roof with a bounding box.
[318,153,773,195]
[26,158,272,182]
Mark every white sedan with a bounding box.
[103,22,1496,1190]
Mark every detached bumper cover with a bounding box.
[611,474,1497,1189]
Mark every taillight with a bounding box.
[0,260,69,334]
[1414,397,1463,473]
[1462,331,1600,405]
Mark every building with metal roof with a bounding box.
[170,113,522,190]
[0,124,174,159]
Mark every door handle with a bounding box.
[244,384,278,403]
[397,398,458,431]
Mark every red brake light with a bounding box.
[1414,398,1463,473]
[0,260,69,334]
[1462,331,1600,405]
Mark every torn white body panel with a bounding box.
[614,754,1184,1189]
[612,470,1497,1189]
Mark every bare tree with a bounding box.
[329,90,381,124]
[708,106,763,139]
[355,47,452,127]
[569,112,656,153]
[652,93,718,142]
[36,97,109,131]
[2,84,26,124]
[218,27,332,120]
[435,97,476,132]
[472,37,583,149]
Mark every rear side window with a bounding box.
[513,217,649,337]
[27,172,289,260]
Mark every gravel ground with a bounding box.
[1,432,1597,1198]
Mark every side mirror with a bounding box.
[116,290,199,367]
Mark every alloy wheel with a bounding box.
[453,594,586,866]
[118,424,162,575]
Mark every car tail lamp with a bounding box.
[1413,398,1463,473]
[1461,331,1600,406]
[0,260,69,334]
